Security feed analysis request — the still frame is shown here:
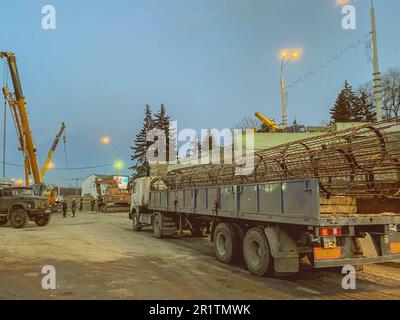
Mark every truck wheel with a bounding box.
[232,223,245,264]
[35,217,50,227]
[10,209,29,229]
[132,212,142,232]
[213,223,239,265]
[243,227,272,276]
[153,213,163,238]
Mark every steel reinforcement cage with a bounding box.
[151,118,400,199]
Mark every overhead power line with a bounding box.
[0,161,114,171]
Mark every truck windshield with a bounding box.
[11,189,34,196]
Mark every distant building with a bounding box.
[81,174,113,197]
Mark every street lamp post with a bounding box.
[279,49,301,130]
[370,0,382,121]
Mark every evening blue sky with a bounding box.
[0,0,399,186]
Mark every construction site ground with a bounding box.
[1,211,400,300]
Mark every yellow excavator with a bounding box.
[1,52,66,206]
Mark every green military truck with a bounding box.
[0,186,51,228]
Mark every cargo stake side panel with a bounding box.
[149,179,321,226]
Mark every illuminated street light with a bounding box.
[290,49,302,60]
[114,155,124,177]
[336,0,350,5]
[101,136,111,145]
[47,161,56,170]
[115,159,123,171]
[279,48,302,130]
[279,50,290,60]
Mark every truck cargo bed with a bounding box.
[148,178,400,227]
[320,212,400,226]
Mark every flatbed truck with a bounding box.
[129,177,400,276]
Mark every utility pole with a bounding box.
[2,93,6,177]
[56,176,61,197]
[115,153,120,177]
[279,49,301,131]
[371,0,383,121]
[280,64,287,130]
[71,178,81,196]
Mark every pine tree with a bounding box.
[200,130,218,155]
[130,105,153,178]
[153,104,176,162]
[330,81,356,123]
[188,136,201,159]
[357,90,376,122]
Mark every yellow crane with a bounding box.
[2,86,31,185]
[1,52,41,186]
[40,122,66,179]
[1,52,67,192]
[255,112,281,132]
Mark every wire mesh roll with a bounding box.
[151,118,400,198]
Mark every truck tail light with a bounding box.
[314,247,341,260]
[390,242,400,254]
[319,227,342,237]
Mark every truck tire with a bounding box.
[243,227,272,276]
[35,216,50,227]
[232,223,245,264]
[153,213,163,239]
[132,212,142,232]
[10,209,29,229]
[213,223,239,265]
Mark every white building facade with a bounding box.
[81,174,113,197]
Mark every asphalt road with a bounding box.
[1,211,400,300]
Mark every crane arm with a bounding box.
[40,122,66,179]
[0,52,41,184]
[255,112,280,132]
[2,86,24,150]
[2,85,32,186]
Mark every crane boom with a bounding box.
[0,52,41,184]
[255,112,280,132]
[41,122,66,179]
[2,86,32,186]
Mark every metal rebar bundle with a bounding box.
[152,118,400,198]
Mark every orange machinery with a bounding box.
[95,177,131,212]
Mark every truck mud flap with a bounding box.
[264,226,299,273]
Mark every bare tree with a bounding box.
[233,116,261,130]
[359,68,400,118]
[382,69,400,117]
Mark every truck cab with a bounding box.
[0,187,51,228]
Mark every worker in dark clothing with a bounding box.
[71,198,77,217]
[62,201,68,218]
[90,198,95,212]
[97,196,103,212]
[79,197,83,212]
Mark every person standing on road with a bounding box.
[62,201,68,218]
[71,198,77,217]
[90,198,95,212]
[79,197,83,212]
[97,196,103,212]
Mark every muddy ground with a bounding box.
[1,211,400,300]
